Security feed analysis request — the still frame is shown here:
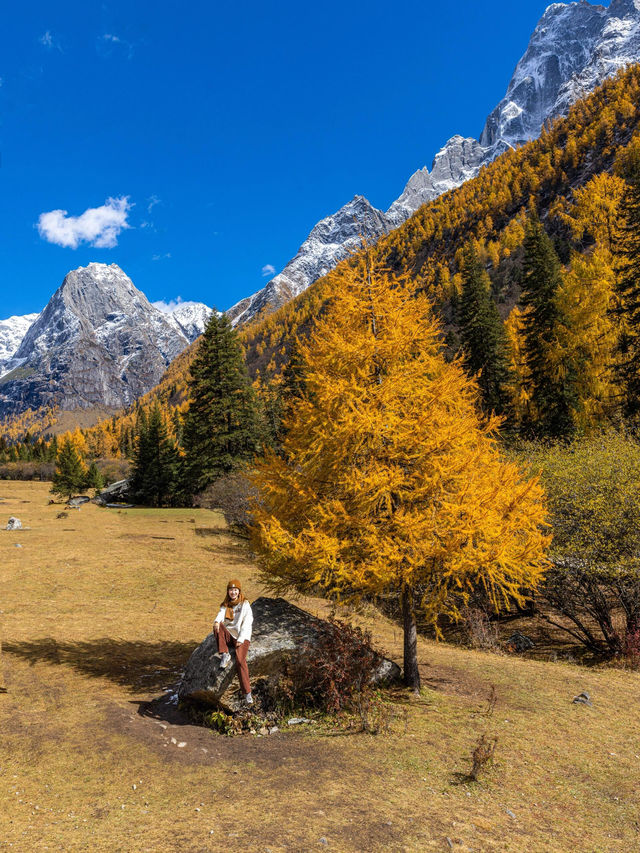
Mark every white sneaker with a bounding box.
[245,692,254,706]
[219,652,231,669]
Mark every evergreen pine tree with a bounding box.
[51,437,88,500]
[520,211,577,437]
[458,244,512,417]
[129,404,179,507]
[85,461,105,496]
[613,166,640,416]
[180,313,263,498]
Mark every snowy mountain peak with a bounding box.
[0,263,193,416]
[227,195,390,325]
[156,300,214,342]
[0,313,39,372]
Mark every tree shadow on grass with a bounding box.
[3,637,198,692]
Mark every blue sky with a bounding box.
[0,1,597,317]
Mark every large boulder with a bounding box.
[5,517,22,530]
[95,479,131,505]
[178,596,401,712]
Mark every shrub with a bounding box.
[197,472,256,531]
[470,734,498,781]
[514,433,640,656]
[266,618,385,717]
[462,607,501,651]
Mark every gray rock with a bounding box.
[68,495,90,508]
[95,479,132,505]
[572,691,593,707]
[6,517,22,530]
[505,631,535,653]
[178,596,401,712]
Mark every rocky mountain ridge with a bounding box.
[0,263,210,417]
[229,0,640,325]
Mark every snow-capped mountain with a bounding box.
[230,0,640,325]
[0,313,39,372]
[155,300,214,342]
[227,196,390,325]
[0,263,192,416]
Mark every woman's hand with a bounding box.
[213,622,220,634]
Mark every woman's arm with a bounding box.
[236,601,253,644]
[212,606,226,632]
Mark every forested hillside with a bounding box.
[4,63,640,465]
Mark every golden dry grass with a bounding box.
[1,481,639,852]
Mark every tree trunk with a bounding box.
[402,584,421,693]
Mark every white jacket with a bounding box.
[214,600,253,644]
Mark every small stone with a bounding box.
[319,839,328,846]
[132,784,136,790]
[287,717,312,726]
[572,692,593,707]
[6,517,22,530]
[504,631,534,653]
[505,809,516,820]
[269,726,279,735]
[177,742,186,748]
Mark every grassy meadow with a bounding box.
[1,480,639,852]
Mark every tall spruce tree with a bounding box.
[520,211,577,437]
[613,166,640,416]
[129,403,180,506]
[458,245,512,417]
[180,313,263,498]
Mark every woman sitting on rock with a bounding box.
[213,579,254,706]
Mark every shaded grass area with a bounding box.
[3,638,197,692]
[1,481,640,852]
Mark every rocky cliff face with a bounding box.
[0,263,192,416]
[230,1,640,325]
[227,196,390,325]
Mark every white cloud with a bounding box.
[98,33,134,59]
[147,195,161,213]
[39,31,61,50]
[262,264,276,277]
[152,252,172,261]
[153,297,183,314]
[37,196,132,249]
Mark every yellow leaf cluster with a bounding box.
[251,259,550,628]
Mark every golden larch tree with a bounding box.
[250,256,549,691]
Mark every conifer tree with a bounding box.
[519,211,577,436]
[51,437,88,500]
[250,257,549,691]
[458,244,512,417]
[180,313,263,498]
[129,404,179,507]
[613,166,640,416]
[85,461,105,496]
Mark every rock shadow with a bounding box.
[3,637,197,692]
